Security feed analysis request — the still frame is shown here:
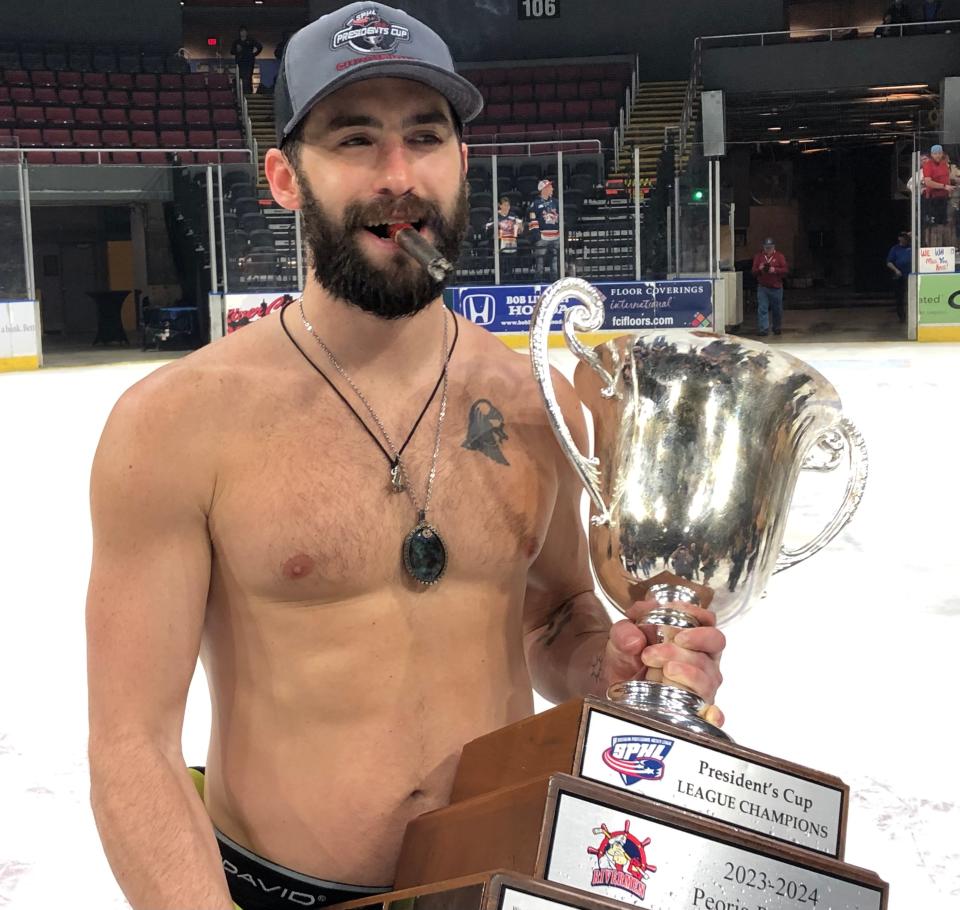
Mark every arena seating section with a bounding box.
[0,42,248,164]
[454,61,633,283]
[461,61,630,150]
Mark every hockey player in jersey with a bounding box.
[486,196,524,283]
[527,178,560,281]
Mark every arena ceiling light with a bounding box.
[868,84,928,91]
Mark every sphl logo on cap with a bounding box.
[332,7,411,54]
[601,734,674,785]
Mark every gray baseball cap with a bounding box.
[274,2,484,147]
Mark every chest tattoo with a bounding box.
[462,398,510,466]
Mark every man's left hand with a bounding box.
[603,602,726,727]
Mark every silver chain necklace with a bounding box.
[297,299,451,585]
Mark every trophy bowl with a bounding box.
[530,279,868,741]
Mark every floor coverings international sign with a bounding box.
[445,280,714,348]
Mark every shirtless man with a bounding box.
[86,6,725,910]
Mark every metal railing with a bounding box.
[698,19,960,48]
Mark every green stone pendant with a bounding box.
[402,517,447,585]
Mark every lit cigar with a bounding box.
[387,222,454,282]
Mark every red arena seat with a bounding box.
[157,108,185,127]
[131,129,158,147]
[158,91,183,108]
[76,107,104,125]
[129,109,156,127]
[188,129,214,148]
[209,90,235,108]
[159,129,186,146]
[31,70,57,88]
[44,106,75,126]
[211,108,238,127]
[205,73,231,90]
[101,128,131,147]
[14,128,43,146]
[15,106,44,125]
[108,72,134,90]
[101,108,128,126]
[216,129,243,148]
[4,70,31,87]
[56,71,83,88]
[72,128,101,147]
[131,90,157,108]
[185,108,211,127]
[32,87,58,105]
[41,127,72,147]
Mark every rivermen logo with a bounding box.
[587,820,656,901]
[601,734,674,785]
[332,8,411,54]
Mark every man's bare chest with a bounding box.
[208,390,557,602]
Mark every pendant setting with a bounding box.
[402,518,447,585]
[390,459,405,493]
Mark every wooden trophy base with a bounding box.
[336,869,628,910]
[396,773,888,910]
[452,696,849,860]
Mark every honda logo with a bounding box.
[463,293,496,326]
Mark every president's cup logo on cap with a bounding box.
[331,7,411,54]
[274,1,484,147]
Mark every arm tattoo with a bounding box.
[462,399,510,465]
[590,650,605,685]
[537,599,575,647]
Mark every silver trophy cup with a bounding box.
[530,279,868,741]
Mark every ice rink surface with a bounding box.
[1,335,958,909]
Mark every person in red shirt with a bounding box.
[921,144,953,246]
[751,237,788,336]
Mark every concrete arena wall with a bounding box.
[0,0,182,49]
[307,0,786,80]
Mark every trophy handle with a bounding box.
[530,278,614,526]
[774,417,869,573]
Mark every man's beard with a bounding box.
[297,174,469,320]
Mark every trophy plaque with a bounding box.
[336,870,628,910]
[396,773,888,910]
[528,279,869,741]
[451,696,848,859]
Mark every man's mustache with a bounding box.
[342,196,445,232]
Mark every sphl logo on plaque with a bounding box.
[600,735,674,785]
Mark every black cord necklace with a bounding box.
[278,298,459,486]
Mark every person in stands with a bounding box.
[231,25,263,96]
[751,237,788,337]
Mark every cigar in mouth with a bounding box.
[387,223,454,282]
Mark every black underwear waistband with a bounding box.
[189,767,391,910]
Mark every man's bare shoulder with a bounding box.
[105,315,287,451]
[455,315,551,414]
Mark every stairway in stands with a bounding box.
[244,93,274,194]
[611,80,694,191]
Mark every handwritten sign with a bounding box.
[918,246,956,273]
